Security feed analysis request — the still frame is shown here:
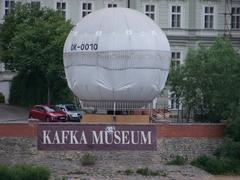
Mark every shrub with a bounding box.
[0,92,5,103]
[0,164,50,180]
[191,155,209,168]
[226,106,240,141]
[191,155,240,175]
[136,167,167,176]
[214,139,240,160]
[0,165,12,180]
[80,153,96,166]
[166,155,187,165]
[124,169,134,175]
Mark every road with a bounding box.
[0,104,28,122]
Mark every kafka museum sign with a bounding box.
[37,124,157,150]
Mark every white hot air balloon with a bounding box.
[64,8,171,110]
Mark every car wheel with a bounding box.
[46,117,50,122]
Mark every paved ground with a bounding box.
[0,104,28,122]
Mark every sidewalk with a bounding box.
[0,104,28,122]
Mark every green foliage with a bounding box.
[80,153,96,166]
[192,140,240,175]
[191,155,240,175]
[0,164,51,180]
[0,165,12,180]
[168,38,240,122]
[214,139,240,160]
[124,169,134,175]
[0,4,74,106]
[9,72,47,106]
[0,92,5,103]
[226,106,240,141]
[166,155,187,165]
[136,167,167,176]
[191,155,224,175]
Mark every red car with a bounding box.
[29,105,67,122]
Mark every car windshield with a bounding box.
[50,106,63,112]
[65,105,79,111]
[45,106,56,112]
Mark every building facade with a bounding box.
[0,63,17,103]
[0,0,240,107]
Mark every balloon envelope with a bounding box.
[64,8,171,109]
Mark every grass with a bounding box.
[80,153,96,166]
[0,164,50,180]
[166,155,187,165]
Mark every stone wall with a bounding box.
[0,123,225,178]
[157,138,223,160]
[0,137,223,176]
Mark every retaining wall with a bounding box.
[0,122,225,138]
[0,122,225,172]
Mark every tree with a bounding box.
[0,3,74,106]
[226,105,240,141]
[168,38,240,122]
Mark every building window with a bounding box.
[108,3,117,8]
[0,63,5,72]
[232,7,240,29]
[145,4,155,20]
[31,1,41,8]
[204,6,214,29]
[171,5,181,28]
[56,2,66,18]
[170,92,180,109]
[4,0,15,16]
[82,2,92,17]
[171,52,181,69]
